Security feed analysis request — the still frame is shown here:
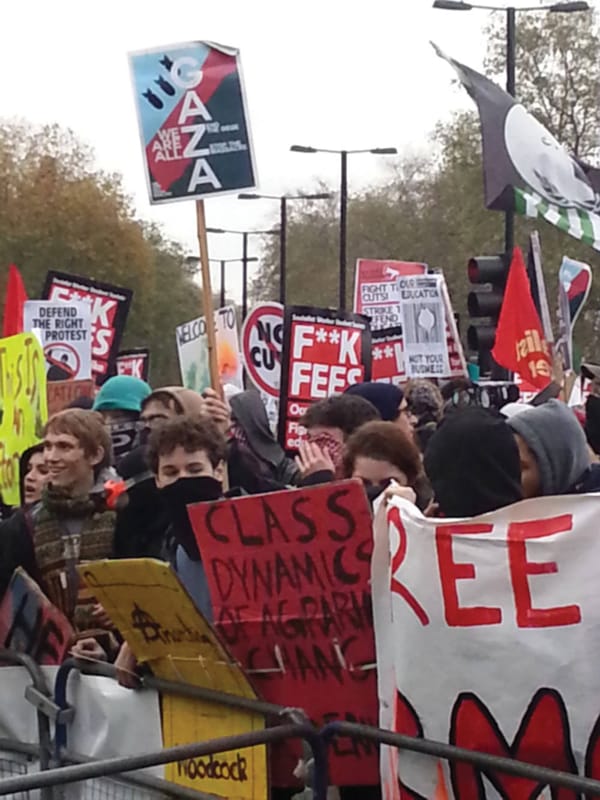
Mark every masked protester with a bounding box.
[507,399,600,497]
[424,407,523,517]
[296,395,380,485]
[93,375,152,463]
[0,410,117,659]
[115,414,228,689]
[343,421,430,509]
[229,391,300,490]
[113,387,211,559]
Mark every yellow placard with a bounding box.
[0,334,48,505]
[80,559,268,800]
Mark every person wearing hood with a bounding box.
[0,409,117,656]
[228,390,300,490]
[507,399,599,497]
[424,407,523,517]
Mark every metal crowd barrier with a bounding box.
[0,648,59,800]
[54,659,323,800]
[320,720,600,797]
[5,654,600,799]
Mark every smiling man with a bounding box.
[0,409,117,640]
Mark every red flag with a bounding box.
[2,264,28,338]
[491,247,552,390]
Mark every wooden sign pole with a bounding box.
[195,199,222,398]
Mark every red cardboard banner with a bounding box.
[354,259,427,330]
[47,379,95,416]
[117,348,151,382]
[372,327,406,385]
[189,480,379,787]
[43,271,133,385]
[278,307,372,451]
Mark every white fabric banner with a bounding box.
[0,666,163,775]
[373,494,600,800]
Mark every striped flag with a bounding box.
[434,44,600,251]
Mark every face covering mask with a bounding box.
[159,476,223,561]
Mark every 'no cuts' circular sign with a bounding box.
[241,303,283,397]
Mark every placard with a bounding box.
[278,306,371,451]
[373,493,600,798]
[42,271,132,385]
[372,327,405,386]
[117,348,150,382]
[176,305,243,394]
[129,41,256,204]
[80,559,267,800]
[190,481,379,787]
[47,379,95,416]
[241,303,283,397]
[0,333,48,505]
[398,273,450,378]
[354,260,427,330]
[0,569,74,665]
[24,300,92,380]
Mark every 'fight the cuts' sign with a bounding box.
[373,494,600,799]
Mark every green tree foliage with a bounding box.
[253,10,600,359]
[0,121,202,384]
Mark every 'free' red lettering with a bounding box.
[390,510,580,628]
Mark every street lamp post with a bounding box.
[238,192,331,305]
[433,0,590,255]
[290,145,398,311]
[206,227,279,318]
[207,257,258,307]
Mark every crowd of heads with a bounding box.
[2,367,599,672]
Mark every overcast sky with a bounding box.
[2,0,595,301]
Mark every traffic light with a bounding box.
[467,254,509,376]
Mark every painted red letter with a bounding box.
[508,515,581,628]
[436,523,501,627]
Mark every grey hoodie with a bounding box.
[508,400,590,495]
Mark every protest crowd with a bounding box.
[4,24,600,800]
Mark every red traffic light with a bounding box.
[468,255,509,285]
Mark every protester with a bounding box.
[0,409,117,653]
[93,375,152,463]
[404,379,444,451]
[440,377,477,412]
[20,444,49,506]
[229,390,300,489]
[296,394,381,483]
[507,399,600,497]
[345,382,415,439]
[115,414,228,688]
[424,407,523,517]
[343,421,428,508]
[113,386,213,559]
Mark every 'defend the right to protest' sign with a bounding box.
[278,306,372,451]
[129,41,256,204]
[190,480,379,787]
[373,493,600,798]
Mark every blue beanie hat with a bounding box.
[344,382,403,422]
[93,375,151,414]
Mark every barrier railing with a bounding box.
[54,659,319,799]
[0,726,328,798]
[320,720,600,796]
[0,648,63,800]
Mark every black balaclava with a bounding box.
[424,407,523,518]
[158,476,223,561]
